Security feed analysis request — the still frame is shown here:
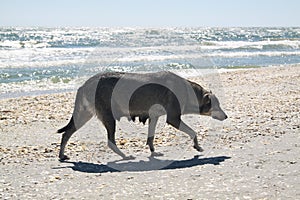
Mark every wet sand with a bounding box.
[1,65,299,199]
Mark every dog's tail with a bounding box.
[57,116,76,133]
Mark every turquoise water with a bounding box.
[0,27,300,98]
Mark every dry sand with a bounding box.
[0,65,299,199]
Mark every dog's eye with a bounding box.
[201,100,211,113]
[206,98,212,108]
[207,98,211,104]
[203,94,211,104]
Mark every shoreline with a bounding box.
[1,65,299,199]
[2,63,300,100]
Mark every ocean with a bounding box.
[0,27,300,98]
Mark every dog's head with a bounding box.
[200,92,228,121]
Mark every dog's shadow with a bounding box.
[54,155,231,173]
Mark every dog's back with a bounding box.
[95,71,187,118]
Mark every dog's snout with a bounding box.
[211,111,228,121]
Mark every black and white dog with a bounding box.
[57,71,227,161]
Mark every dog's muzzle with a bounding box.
[212,111,228,121]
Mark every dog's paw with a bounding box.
[150,152,164,157]
[123,155,135,160]
[194,145,204,152]
[59,155,70,162]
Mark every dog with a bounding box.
[57,71,227,161]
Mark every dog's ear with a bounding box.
[203,93,211,104]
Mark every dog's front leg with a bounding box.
[146,117,163,157]
[167,117,204,152]
[103,117,134,160]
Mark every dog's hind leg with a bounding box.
[58,116,76,161]
[146,117,163,157]
[101,114,134,160]
[167,116,204,152]
[58,110,93,161]
[58,88,95,161]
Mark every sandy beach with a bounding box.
[0,65,299,199]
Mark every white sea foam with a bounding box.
[200,40,300,50]
[0,47,93,68]
[1,41,299,69]
[0,40,51,49]
[0,76,86,99]
[204,51,300,58]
